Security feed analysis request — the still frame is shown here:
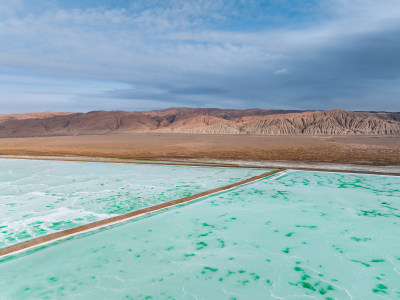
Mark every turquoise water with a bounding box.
[0,159,266,247]
[0,170,399,299]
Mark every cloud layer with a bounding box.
[0,0,400,113]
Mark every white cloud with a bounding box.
[0,0,400,112]
[274,68,289,75]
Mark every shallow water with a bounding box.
[0,159,266,247]
[1,170,399,299]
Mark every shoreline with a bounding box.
[1,154,400,176]
[0,133,398,175]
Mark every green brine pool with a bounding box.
[0,169,399,299]
[0,158,267,247]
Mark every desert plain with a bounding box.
[0,133,399,166]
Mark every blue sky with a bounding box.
[1,0,400,113]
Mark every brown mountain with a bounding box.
[0,108,399,137]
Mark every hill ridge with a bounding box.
[0,108,399,137]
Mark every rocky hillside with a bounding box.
[0,108,399,137]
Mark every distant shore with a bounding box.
[0,133,399,174]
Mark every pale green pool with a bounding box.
[0,170,398,299]
[0,159,266,247]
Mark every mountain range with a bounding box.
[0,108,399,137]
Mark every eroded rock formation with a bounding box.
[0,108,399,137]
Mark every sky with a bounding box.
[0,0,400,113]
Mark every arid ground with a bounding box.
[0,133,399,165]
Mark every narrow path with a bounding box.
[0,168,285,259]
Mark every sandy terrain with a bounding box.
[0,133,399,166]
